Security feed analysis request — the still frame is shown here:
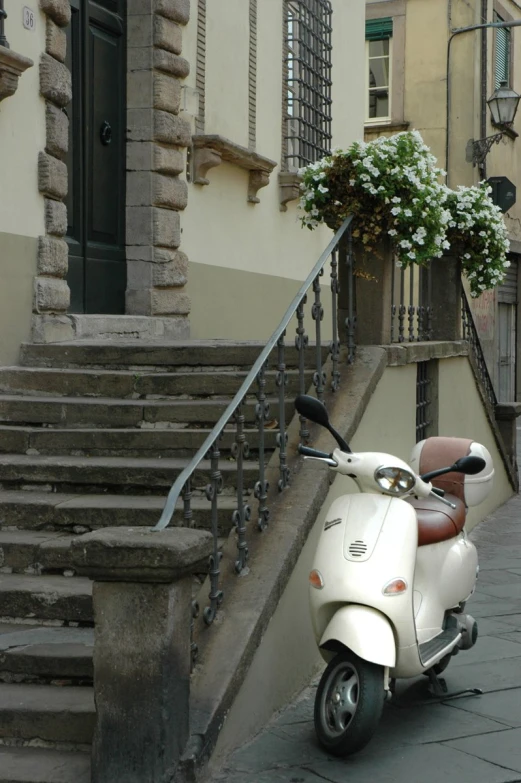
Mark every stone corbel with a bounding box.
[278,171,302,211]
[0,45,33,102]
[191,134,277,204]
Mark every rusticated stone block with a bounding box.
[155,111,191,146]
[126,206,180,248]
[39,0,71,27]
[46,18,67,62]
[153,174,187,210]
[154,72,181,114]
[31,314,75,343]
[40,53,72,107]
[154,49,189,78]
[152,251,188,286]
[38,152,68,200]
[34,276,70,313]
[38,236,69,277]
[127,47,154,73]
[155,0,190,25]
[154,144,184,174]
[154,16,183,54]
[45,198,67,236]
[127,70,153,110]
[127,109,154,142]
[127,15,153,48]
[151,289,191,315]
[46,103,68,159]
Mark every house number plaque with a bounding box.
[23,7,36,31]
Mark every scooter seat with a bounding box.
[406,494,466,547]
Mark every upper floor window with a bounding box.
[494,12,511,88]
[366,17,392,122]
[284,0,333,170]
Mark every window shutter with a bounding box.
[366,17,393,41]
[495,23,511,88]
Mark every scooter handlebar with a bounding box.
[298,445,332,459]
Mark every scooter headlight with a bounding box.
[374,466,416,495]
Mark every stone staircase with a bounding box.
[0,340,314,782]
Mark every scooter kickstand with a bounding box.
[426,669,483,703]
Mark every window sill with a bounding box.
[191,134,277,203]
[0,45,33,103]
[364,120,410,134]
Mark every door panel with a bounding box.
[65,1,126,314]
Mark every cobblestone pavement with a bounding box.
[212,466,521,782]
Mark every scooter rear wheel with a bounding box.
[314,649,384,756]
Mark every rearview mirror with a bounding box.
[452,456,486,475]
[294,395,330,427]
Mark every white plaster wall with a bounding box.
[0,0,46,238]
[181,0,365,339]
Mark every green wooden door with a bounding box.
[65,0,126,314]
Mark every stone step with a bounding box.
[0,455,261,493]
[0,574,92,623]
[0,395,294,429]
[0,682,94,743]
[0,367,311,399]
[0,624,93,682]
[20,340,327,370]
[0,492,239,536]
[0,425,280,458]
[0,746,90,783]
[0,531,75,572]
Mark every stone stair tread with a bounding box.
[0,682,94,743]
[0,489,237,511]
[0,624,93,680]
[0,574,92,622]
[0,746,90,783]
[0,623,93,650]
[0,393,288,407]
[0,530,75,571]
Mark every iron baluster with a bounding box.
[296,297,310,443]
[182,478,193,528]
[398,267,406,343]
[425,261,433,340]
[232,400,251,573]
[254,363,270,531]
[203,438,224,625]
[276,332,290,490]
[408,264,415,341]
[312,271,326,402]
[191,600,199,671]
[345,229,356,363]
[391,259,396,343]
[0,1,9,49]
[330,248,341,391]
[461,290,498,408]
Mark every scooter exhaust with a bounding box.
[457,615,478,650]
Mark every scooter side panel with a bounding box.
[320,605,396,667]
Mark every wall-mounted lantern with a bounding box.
[467,81,521,166]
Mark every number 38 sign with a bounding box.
[23,7,36,31]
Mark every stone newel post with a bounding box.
[71,526,213,783]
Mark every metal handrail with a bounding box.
[461,288,498,408]
[153,215,353,533]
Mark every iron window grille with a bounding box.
[283,0,333,170]
[416,361,431,443]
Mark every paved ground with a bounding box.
[212,457,521,782]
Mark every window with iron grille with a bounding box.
[494,11,511,89]
[283,0,333,171]
[416,361,431,443]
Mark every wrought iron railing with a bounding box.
[0,1,9,49]
[154,217,355,631]
[461,289,498,408]
[391,261,433,342]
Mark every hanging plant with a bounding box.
[299,131,451,268]
[444,184,510,297]
[299,130,510,297]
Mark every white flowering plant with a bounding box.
[299,130,510,297]
[444,184,510,297]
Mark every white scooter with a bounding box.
[295,394,494,757]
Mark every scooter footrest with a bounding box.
[419,627,460,666]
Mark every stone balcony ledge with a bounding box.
[191,134,277,203]
[0,45,33,103]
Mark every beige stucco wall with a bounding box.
[182,0,365,340]
[0,1,46,365]
[213,355,513,762]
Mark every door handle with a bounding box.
[100,121,113,146]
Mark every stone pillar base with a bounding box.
[31,314,190,343]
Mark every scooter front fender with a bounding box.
[320,604,396,667]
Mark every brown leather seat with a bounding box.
[406,494,466,547]
[418,436,473,502]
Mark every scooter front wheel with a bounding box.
[314,649,384,756]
